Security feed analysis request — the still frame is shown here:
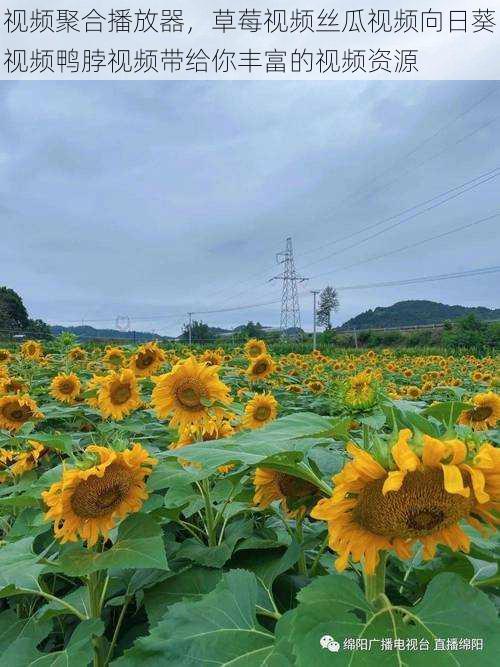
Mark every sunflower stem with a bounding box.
[106,594,132,664]
[363,551,387,607]
[88,568,106,667]
[310,532,329,576]
[201,479,217,547]
[295,517,308,577]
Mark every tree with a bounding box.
[316,286,340,330]
[0,286,30,329]
[180,319,213,343]
[0,286,51,335]
[242,321,264,339]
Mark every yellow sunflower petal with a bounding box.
[391,429,419,472]
[382,470,407,495]
[441,464,470,497]
[461,464,489,503]
[422,435,447,467]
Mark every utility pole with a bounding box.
[311,290,320,351]
[270,237,307,338]
[188,312,193,345]
[353,325,358,349]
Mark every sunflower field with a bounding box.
[0,336,499,666]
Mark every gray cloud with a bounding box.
[1,80,499,334]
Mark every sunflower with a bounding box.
[103,346,126,369]
[0,349,11,364]
[311,429,500,575]
[97,369,141,420]
[151,356,232,431]
[85,374,108,408]
[307,379,325,394]
[9,440,45,477]
[406,385,421,399]
[246,353,276,382]
[171,416,235,472]
[68,346,87,362]
[0,447,15,482]
[20,340,43,361]
[253,468,320,517]
[344,372,377,410]
[201,349,224,367]
[172,416,235,450]
[0,377,28,395]
[50,373,81,404]
[129,342,166,377]
[42,443,156,546]
[245,339,267,359]
[0,395,43,431]
[458,392,500,431]
[242,393,278,430]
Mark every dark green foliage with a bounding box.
[0,285,51,336]
[180,319,213,343]
[341,299,500,329]
[442,314,499,352]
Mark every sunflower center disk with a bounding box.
[277,474,317,501]
[111,383,132,405]
[5,404,31,422]
[471,406,493,421]
[353,468,473,539]
[254,406,271,421]
[176,380,205,410]
[136,353,154,369]
[70,463,132,518]
[59,381,74,394]
[254,362,268,375]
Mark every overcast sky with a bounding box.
[1,80,499,335]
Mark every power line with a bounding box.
[190,297,282,316]
[295,165,500,265]
[327,265,500,292]
[307,211,500,281]
[182,91,499,312]
[190,263,499,317]
[176,91,498,314]
[196,167,499,311]
[352,114,500,208]
[338,85,499,207]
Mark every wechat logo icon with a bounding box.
[320,635,340,652]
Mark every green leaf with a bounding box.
[17,432,76,455]
[8,508,50,541]
[382,403,440,437]
[284,572,500,665]
[113,570,274,666]
[167,412,332,470]
[57,513,168,576]
[175,518,253,568]
[234,542,301,613]
[147,459,211,492]
[27,619,104,666]
[0,537,44,591]
[0,610,52,665]
[422,401,472,425]
[36,586,90,622]
[145,566,223,627]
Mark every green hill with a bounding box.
[340,300,500,330]
[50,325,169,342]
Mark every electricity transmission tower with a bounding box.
[270,237,307,337]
